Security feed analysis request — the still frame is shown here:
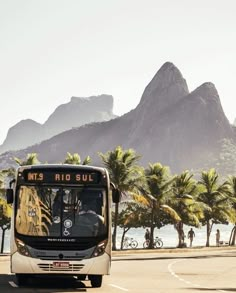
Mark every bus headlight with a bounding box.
[92,240,107,257]
[16,238,31,257]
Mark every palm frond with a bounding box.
[160,204,181,222]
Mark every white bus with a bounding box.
[6,164,120,287]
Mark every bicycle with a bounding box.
[143,236,163,249]
[122,237,138,249]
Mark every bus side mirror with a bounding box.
[112,189,121,204]
[6,189,13,204]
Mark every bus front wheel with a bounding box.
[15,274,29,286]
[89,275,103,287]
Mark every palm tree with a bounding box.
[0,170,12,253]
[225,176,236,245]
[0,171,4,188]
[143,163,180,248]
[197,168,231,247]
[63,152,91,165]
[14,153,40,166]
[0,170,13,217]
[99,146,142,250]
[115,203,146,249]
[170,170,204,247]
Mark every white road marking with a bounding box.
[9,281,18,288]
[168,259,227,293]
[109,283,129,291]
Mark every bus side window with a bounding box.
[6,189,14,204]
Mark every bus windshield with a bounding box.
[15,186,107,238]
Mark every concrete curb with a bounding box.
[112,245,236,256]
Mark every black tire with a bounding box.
[154,239,163,248]
[143,240,149,248]
[15,274,29,286]
[89,275,103,288]
[131,240,138,249]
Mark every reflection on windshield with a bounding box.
[16,186,107,237]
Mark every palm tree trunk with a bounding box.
[120,227,130,250]
[175,221,185,248]
[229,224,236,246]
[229,226,234,245]
[0,227,6,253]
[206,220,213,247]
[148,206,154,248]
[232,226,236,245]
[112,203,119,250]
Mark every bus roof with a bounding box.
[16,164,107,173]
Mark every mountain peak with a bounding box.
[194,82,218,94]
[70,94,113,104]
[191,82,219,104]
[143,62,188,93]
[138,62,189,112]
[187,81,231,137]
[159,61,179,72]
[0,95,116,154]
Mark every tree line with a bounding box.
[1,147,236,252]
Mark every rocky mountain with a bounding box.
[0,95,116,154]
[0,62,235,173]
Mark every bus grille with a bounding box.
[38,263,84,272]
[36,255,85,260]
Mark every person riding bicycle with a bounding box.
[143,229,163,249]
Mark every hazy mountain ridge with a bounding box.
[0,62,235,173]
[0,95,116,154]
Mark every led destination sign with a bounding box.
[24,171,100,184]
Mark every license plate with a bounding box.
[53,261,70,268]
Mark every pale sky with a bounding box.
[0,0,235,145]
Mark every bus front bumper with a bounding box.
[11,252,111,275]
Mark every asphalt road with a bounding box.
[1,247,236,292]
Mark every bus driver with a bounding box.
[77,201,104,236]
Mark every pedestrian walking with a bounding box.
[216,229,220,247]
[144,228,150,241]
[187,228,195,247]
